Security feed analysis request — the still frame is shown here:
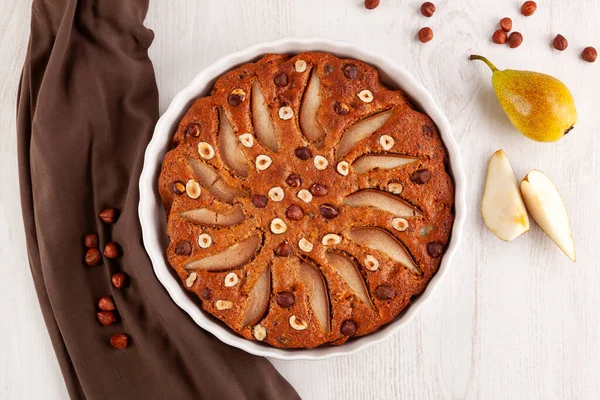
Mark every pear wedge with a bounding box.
[520,170,576,262]
[482,150,530,241]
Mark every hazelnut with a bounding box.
[99,208,117,224]
[278,106,294,120]
[313,155,329,170]
[185,272,198,288]
[411,169,431,185]
[379,134,395,150]
[319,203,339,219]
[336,161,349,176]
[333,102,350,115]
[273,72,288,87]
[186,122,201,137]
[197,233,212,249]
[103,242,120,259]
[322,233,341,246]
[85,248,101,266]
[215,300,233,310]
[342,63,358,80]
[297,189,313,203]
[268,187,284,202]
[500,17,512,32]
[392,217,409,232]
[286,204,304,221]
[427,241,444,258]
[309,183,328,197]
[298,238,313,252]
[289,315,308,330]
[97,311,117,327]
[110,333,129,349]
[420,2,435,17]
[197,142,215,160]
[357,89,374,103]
[224,272,239,287]
[253,324,267,341]
[521,1,536,16]
[294,146,312,161]
[98,296,116,311]
[84,233,98,249]
[227,88,246,106]
[492,30,507,45]
[364,0,380,9]
[238,133,254,148]
[375,284,395,300]
[170,181,186,195]
[185,179,201,199]
[111,272,128,289]
[582,47,597,63]
[255,154,273,171]
[270,218,288,234]
[174,240,192,256]
[508,32,523,48]
[418,27,434,43]
[276,292,295,308]
[553,35,568,51]
[252,194,268,208]
[285,173,302,188]
[294,59,307,72]
[387,182,403,194]
[275,241,292,257]
[364,255,380,271]
[340,320,357,336]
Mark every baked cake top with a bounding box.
[158,52,454,348]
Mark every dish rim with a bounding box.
[138,36,466,360]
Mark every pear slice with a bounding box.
[520,170,576,261]
[251,80,279,152]
[299,70,326,142]
[298,262,330,331]
[347,228,419,274]
[188,158,246,202]
[336,110,393,160]
[242,266,271,326]
[352,154,419,174]
[325,252,374,310]
[217,108,249,177]
[344,189,423,218]
[184,234,261,271]
[482,150,530,241]
[178,204,245,227]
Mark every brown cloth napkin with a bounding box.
[16,0,300,399]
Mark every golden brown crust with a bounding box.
[157,52,455,348]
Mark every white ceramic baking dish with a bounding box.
[139,37,466,360]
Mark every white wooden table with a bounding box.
[2,1,599,399]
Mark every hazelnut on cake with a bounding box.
[158,52,455,348]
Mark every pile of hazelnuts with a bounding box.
[491,1,596,62]
[84,208,130,349]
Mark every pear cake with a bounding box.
[158,52,455,348]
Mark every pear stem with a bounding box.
[469,55,498,72]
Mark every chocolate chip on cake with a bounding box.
[411,169,431,184]
[273,72,288,87]
[252,194,268,208]
[286,204,304,221]
[186,122,201,137]
[295,146,312,160]
[285,173,302,187]
[422,125,434,137]
[227,88,246,106]
[309,183,328,196]
[170,181,186,195]
[275,241,292,257]
[85,248,101,266]
[84,233,98,249]
[375,284,395,300]
[324,64,334,74]
[319,203,339,219]
[427,241,444,258]
[276,291,295,308]
[343,63,358,79]
[201,287,213,300]
[340,319,357,336]
[333,102,350,115]
[175,240,192,256]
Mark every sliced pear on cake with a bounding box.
[520,170,576,261]
[482,150,530,241]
